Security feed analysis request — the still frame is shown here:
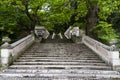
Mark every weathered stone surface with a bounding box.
[0,77,114,80]
[0,40,120,79]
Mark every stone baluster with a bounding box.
[52,32,56,39]
[1,37,12,68]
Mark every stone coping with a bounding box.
[11,35,33,48]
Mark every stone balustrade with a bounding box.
[34,26,50,39]
[0,34,35,68]
[64,27,85,39]
[11,34,35,58]
[82,36,120,70]
[64,26,72,39]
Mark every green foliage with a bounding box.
[111,11,120,47]
[42,0,73,33]
[112,12,120,31]
[17,14,33,30]
[49,13,68,25]
[93,21,117,41]
[0,0,120,45]
[41,22,54,32]
[98,0,120,20]
[75,1,88,21]
[73,22,86,30]
[0,0,20,36]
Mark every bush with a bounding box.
[93,21,117,42]
[73,22,86,30]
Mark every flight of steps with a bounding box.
[41,35,73,43]
[0,42,120,80]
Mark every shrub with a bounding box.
[93,21,117,42]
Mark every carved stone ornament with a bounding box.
[1,37,11,49]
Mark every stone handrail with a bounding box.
[1,34,35,67]
[82,36,120,70]
[11,34,35,57]
[84,36,117,51]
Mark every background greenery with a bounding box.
[0,0,120,46]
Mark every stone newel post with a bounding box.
[1,37,12,67]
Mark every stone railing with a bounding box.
[64,26,72,39]
[0,34,35,67]
[82,36,120,70]
[64,26,81,38]
[34,26,50,39]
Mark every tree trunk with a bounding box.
[68,0,78,26]
[86,1,99,37]
[22,0,39,31]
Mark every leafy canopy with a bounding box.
[0,0,120,44]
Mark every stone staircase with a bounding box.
[41,35,73,43]
[0,41,120,80]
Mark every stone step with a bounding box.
[22,53,98,58]
[16,59,104,63]
[24,48,94,51]
[0,73,120,78]
[21,54,99,58]
[9,65,111,70]
[23,52,96,55]
[24,50,94,53]
[20,56,99,58]
[23,51,96,53]
[25,48,96,51]
[3,69,119,75]
[13,61,107,66]
[0,77,114,80]
[19,57,100,60]
[24,51,49,54]
[21,55,98,57]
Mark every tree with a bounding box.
[40,0,73,33]
[69,0,87,30]
[85,0,120,37]
[0,1,19,37]
[0,0,120,44]
[85,0,99,36]
[16,0,49,30]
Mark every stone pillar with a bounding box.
[31,31,34,36]
[31,31,35,40]
[1,37,12,68]
[111,51,120,71]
